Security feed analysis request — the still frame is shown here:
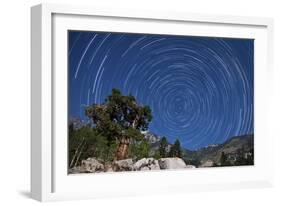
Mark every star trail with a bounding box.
[68,31,254,150]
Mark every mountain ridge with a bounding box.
[143,132,254,167]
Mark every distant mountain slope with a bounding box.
[191,134,254,167]
[144,132,254,167]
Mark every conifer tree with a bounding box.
[159,137,168,158]
[169,138,182,158]
[85,88,152,160]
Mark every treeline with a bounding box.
[69,125,117,168]
[69,124,144,167]
[69,124,184,167]
[153,137,182,159]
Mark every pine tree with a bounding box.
[68,126,110,167]
[169,139,182,158]
[85,88,152,160]
[159,137,168,158]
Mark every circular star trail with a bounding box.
[68,31,254,150]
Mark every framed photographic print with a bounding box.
[31,3,274,201]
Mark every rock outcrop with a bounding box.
[69,157,195,174]
[133,158,160,171]
[113,159,134,171]
[158,157,187,169]
[79,157,104,173]
[200,160,214,167]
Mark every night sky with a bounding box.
[68,31,254,150]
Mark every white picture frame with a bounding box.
[31,3,274,202]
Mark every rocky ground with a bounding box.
[69,157,196,174]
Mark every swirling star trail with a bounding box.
[68,31,254,150]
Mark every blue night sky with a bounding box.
[68,30,254,150]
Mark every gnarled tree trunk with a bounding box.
[115,137,130,160]
[115,116,139,160]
